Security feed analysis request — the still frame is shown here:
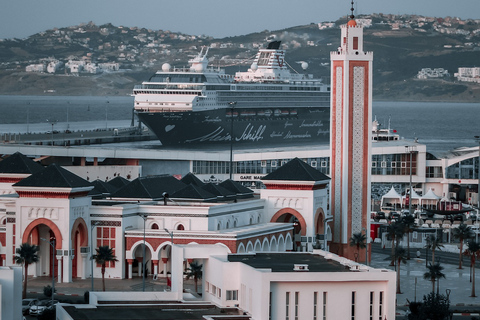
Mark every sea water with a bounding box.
[0,95,478,154]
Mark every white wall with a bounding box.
[0,266,22,320]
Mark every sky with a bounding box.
[1,0,479,40]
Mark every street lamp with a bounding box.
[90,221,99,292]
[164,228,174,244]
[405,146,417,218]
[228,102,236,180]
[475,136,480,212]
[362,227,369,265]
[46,119,58,145]
[26,102,30,134]
[105,100,109,129]
[139,213,149,292]
[40,237,55,306]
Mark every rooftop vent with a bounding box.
[293,264,309,271]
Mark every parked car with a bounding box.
[375,211,386,221]
[390,211,401,221]
[29,299,58,316]
[22,298,39,315]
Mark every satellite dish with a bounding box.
[251,63,258,71]
[301,62,309,70]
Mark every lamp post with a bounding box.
[405,146,417,218]
[46,119,58,145]
[362,227,368,265]
[66,101,70,130]
[228,102,236,180]
[164,228,174,245]
[90,221,99,292]
[475,136,480,211]
[139,214,148,292]
[40,237,55,306]
[105,100,109,129]
[26,102,30,134]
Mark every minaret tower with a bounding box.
[329,2,373,262]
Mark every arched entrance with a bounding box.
[22,219,63,279]
[71,218,88,278]
[270,208,307,251]
[132,242,152,277]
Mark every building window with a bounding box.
[351,292,356,320]
[227,290,238,300]
[96,227,116,268]
[272,161,277,168]
[391,162,396,168]
[286,292,290,320]
[370,292,374,320]
[353,37,359,50]
[261,160,267,167]
[321,161,327,168]
[314,291,318,320]
[151,223,159,229]
[311,161,317,168]
[295,292,299,320]
[269,292,272,320]
[378,291,383,320]
[323,292,327,320]
[381,161,387,168]
[177,224,184,230]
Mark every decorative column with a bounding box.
[137,257,143,277]
[152,260,159,277]
[162,258,168,277]
[56,256,62,284]
[81,249,88,280]
[127,259,134,279]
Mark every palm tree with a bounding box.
[394,247,407,294]
[386,221,405,266]
[349,232,366,262]
[452,223,474,269]
[92,245,118,291]
[423,262,446,294]
[425,234,444,264]
[464,240,480,297]
[15,243,40,299]
[401,214,416,259]
[185,261,203,293]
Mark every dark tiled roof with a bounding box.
[201,183,236,200]
[14,164,91,188]
[228,253,348,273]
[107,176,130,189]
[262,157,330,182]
[219,179,254,199]
[180,173,205,186]
[0,152,43,174]
[89,179,118,197]
[171,184,217,202]
[112,175,186,199]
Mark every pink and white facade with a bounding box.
[330,17,373,261]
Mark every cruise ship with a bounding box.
[133,41,331,147]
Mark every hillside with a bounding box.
[0,14,479,101]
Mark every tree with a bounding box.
[425,234,444,264]
[464,240,480,297]
[423,262,446,294]
[386,221,405,266]
[394,246,407,294]
[401,214,416,259]
[349,232,366,262]
[408,292,450,320]
[185,261,203,293]
[92,245,118,292]
[452,223,474,269]
[15,242,40,299]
